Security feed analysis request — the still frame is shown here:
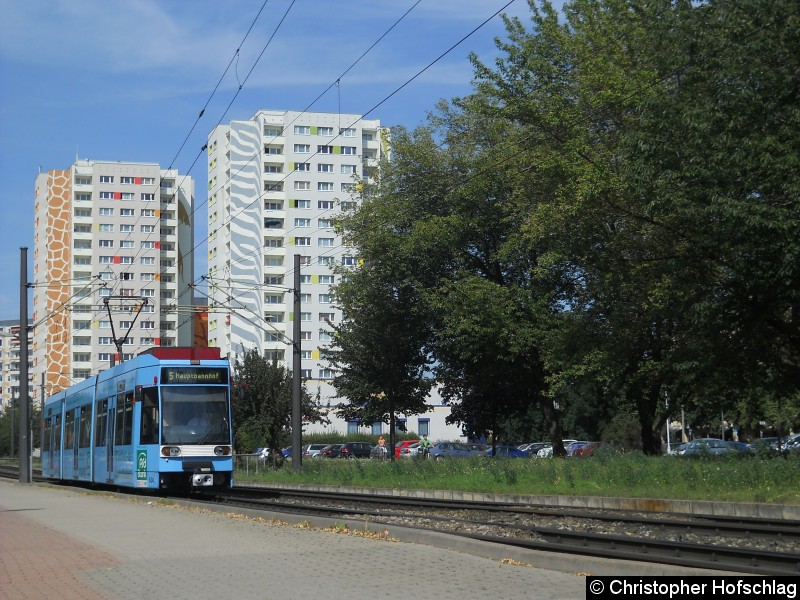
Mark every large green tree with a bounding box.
[232,350,325,454]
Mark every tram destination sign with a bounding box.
[161,367,229,385]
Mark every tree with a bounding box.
[323,250,434,458]
[232,350,325,455]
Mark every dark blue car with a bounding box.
[485,445,529,458]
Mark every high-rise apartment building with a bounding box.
[206,110,386,427]
[32,160,195,397]
[0,319,32,410]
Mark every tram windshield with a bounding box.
[161,386,231,445]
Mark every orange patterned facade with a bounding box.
[42,170,72,394]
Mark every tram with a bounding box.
[42,347,233,491]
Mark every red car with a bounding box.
[394,440,418,459]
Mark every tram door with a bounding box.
[105,398,116,482]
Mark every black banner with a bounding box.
[587,577,797,600]
[161,367,229,385]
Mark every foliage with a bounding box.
[0,401,40,456]
[232,350,327,453]
[236,452,800,504]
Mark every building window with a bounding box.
[300,312,312,322]
[99,175,114,183]
[319,312,335,322]
[121,193,135,200]
[340,128,356,137]
[318,126,333,136]
[141,241,156,249]
[264,164,283,173]
[300,293,311,303]
[318,219,333,229]
[99,207,114,216]
[265,183,283,192]
[318,256,334,266]
[120,240,134,249]
[120,177,135,184]
[318,237,334,247]
[141,257,155,265]
[341,164,357,175]
[318,182,334,191]
[341,256,357,266]
[418,419,430,436]
[141,209,156,217]
[319,368,333,379]
[300,369,312,379]
[295,162,310,171]
[347,420,359,435]
[318,163,333,173]
[319,331,333,342]
[318,200,334,210]
[300,275,312,284]
[294,125,310,135]
[265,294,284,304]
[319,275,335,284]
[295,200,311,209]
[141,193,155,201]
[341,183,355,192]
[294,181,311,191]
[98,240,113,248]
[265,275,284,285]
[341,146,357,155]
[264,126,282,137]
[265,201,283,210]
[317,145,333,154]
[295,218,310,227]
[295,237,311,246]
[294,144,310,153]
[120,224,135,233]
[265,350,285,362]
[319,294,331,304]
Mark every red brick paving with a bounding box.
[0,507,120,599]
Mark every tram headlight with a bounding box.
[213,446,231,456]
[161,446,181,457]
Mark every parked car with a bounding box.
[537,440,577,457]
[399,442,421,459]
[428,442,485,460]
[681,438,734,456]
[338,442,374,459]
[302,443,328,458]
[566,441,591,457]
[485,445,529,458]
[318,444,343,458]
[518,442,549,455]
[394,440,419,459]
[571,442,609,457]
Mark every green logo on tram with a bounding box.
[137,450,147,481]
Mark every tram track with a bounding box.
[207,484,800,576]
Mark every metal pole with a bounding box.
[19,246,31,484]
[291,254,302,471]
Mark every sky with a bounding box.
[0,0,550,321]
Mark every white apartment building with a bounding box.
[206,110,462,439]
[0,320,33,411]
[32,160,194,397]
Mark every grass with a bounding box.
[235,452,800,505]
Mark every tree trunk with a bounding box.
[541,398,567,457]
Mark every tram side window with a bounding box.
[64,410,75,449]
[95,400,108,447]
[115,393,134,446]
[43,419,51,452]
[79,406,92,448]
[115,397,125,446]
[140,388,159,444]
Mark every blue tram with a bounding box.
[42,347,233,491]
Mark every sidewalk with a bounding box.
[0,481,588,600]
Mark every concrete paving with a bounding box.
[1,481,591,600]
